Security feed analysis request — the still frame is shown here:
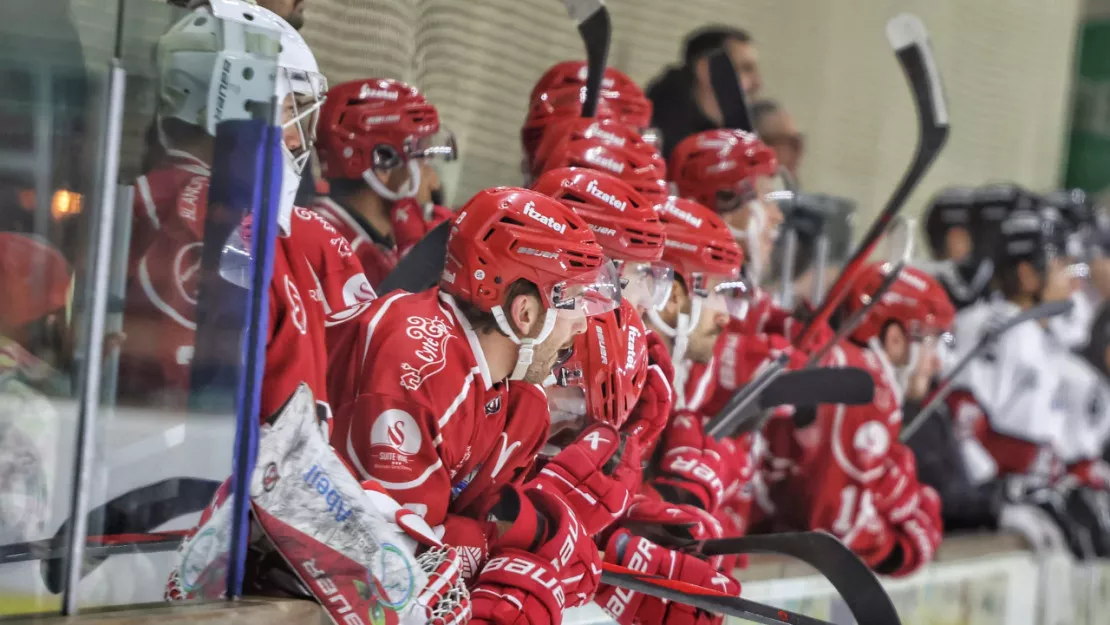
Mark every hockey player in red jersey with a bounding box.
[313,78,457,288]
[757,263,953,576]
[669,128,786,284]
[522,61,655,176]
[328,187,618,621]
[120,0,372,418]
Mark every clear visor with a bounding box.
[715,170,793,216]
[619,260,674,312]
[551,260,622,319]
[407,129,459,162]
[702,276,752,320]
[543,384,588,455]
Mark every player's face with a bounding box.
[258,0,306,29]
[686,277,731,363]
[1042,256,1073,303]
[523,311,587,384]
[725,39,763,98]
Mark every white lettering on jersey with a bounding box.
[522,201,567,234]
[585,179,627,211]
[370,409,422,456]
[179,176,205,222]
[399,315,453,391]
[285,275,307,334]
[489,432,523,480]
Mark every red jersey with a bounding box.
[758,341,929,572]
[328,289,548,528]
[311,196,398,289]
[119,159,373,420]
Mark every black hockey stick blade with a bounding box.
[377,219,451,294]
[721,367,877,438]
[794,14,948,349]
[706,352,790,439]
[2,532,186,565]
[690,532,902,625]
[900,298,1074,441]
[600,567,835,625]
[561,0,611,118]
[708,50,754,132]
[32,477,219,593]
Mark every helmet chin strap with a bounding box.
[362,159,422,202]
[492,306,558,380]
[646,296,704,364]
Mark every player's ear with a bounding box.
[508,291,542,338]
[660,278,686,324]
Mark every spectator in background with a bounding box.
[170,0,306,28]
[646,25,763,159]
[752,99,804,182]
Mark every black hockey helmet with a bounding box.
[923,186,974,260]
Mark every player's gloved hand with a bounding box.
[1065,486,1110,557]
[871,444,921,524]
[471,484,601,625]
[596,529,740,625]
[884,485,942,577]
[651,412,729,512]
[999,503,1067,553]
[623,363,673,457]
[530,422,642,536]
[1009,477,1096,560]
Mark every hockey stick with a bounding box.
[793,13,948,350]
[0,478,220,591]
[560,0,611,118]
[2,531,188,565]
[600,563,835,625]
[708,49,754,132]
[707,218,911,439]
[687,532,901,625]
[377,1,611,295]
[705,365,874,439]
[899,298,1074,441]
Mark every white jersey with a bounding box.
[950,298,1069,449]
[1055,352,1110,465]
[1050,288,1098,350]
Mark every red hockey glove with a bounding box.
[530,422,642,536]
[596,529,740,625]
[652,412,728,512]
[471,485,602,625]
[645,330,675,386]
[624,363,673,456]
[871,445,921,524]
[884,485,942,577]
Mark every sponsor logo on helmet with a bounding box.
[519,246,560,259]
[585,179,627,212]
[662,201,704,228]
[589,224,618,237]
[584,152,626,174]
[360,83,400,101]
[595,324,608,365]
[365,114,402,126]
[215,59,232,124]
[898,270,929,292]
[665,239,698,253]
[442,269,457,284]
[577,65,616,90]
[588,127,627,147]
[626,325,641,370]
[523,201,567,234]
[706,160,736,174]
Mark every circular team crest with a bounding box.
[853,421,891,461]
[374,543,416,611]
[180,528,225,593]
[173,241,204,306]
[370,410,422,455]
[262,462,280,492]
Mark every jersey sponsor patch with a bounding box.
[852,421,890,462]
[484,395,502,415]
[370,409,422,471]
[399,315,453,391]
[284,275,307,335]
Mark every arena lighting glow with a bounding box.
[51,190,83,219]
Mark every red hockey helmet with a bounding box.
[531,167,663,262]
[529,61,653,130]
[441,187,615,318]
[670,129,780,212]
[521,87,619,169]
[531,118,669,210]
[551,298,650,432]
[658,197,743,290]
[316,78,457,180]
[841,263,956,345]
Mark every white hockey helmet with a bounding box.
[156,0,327,233]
